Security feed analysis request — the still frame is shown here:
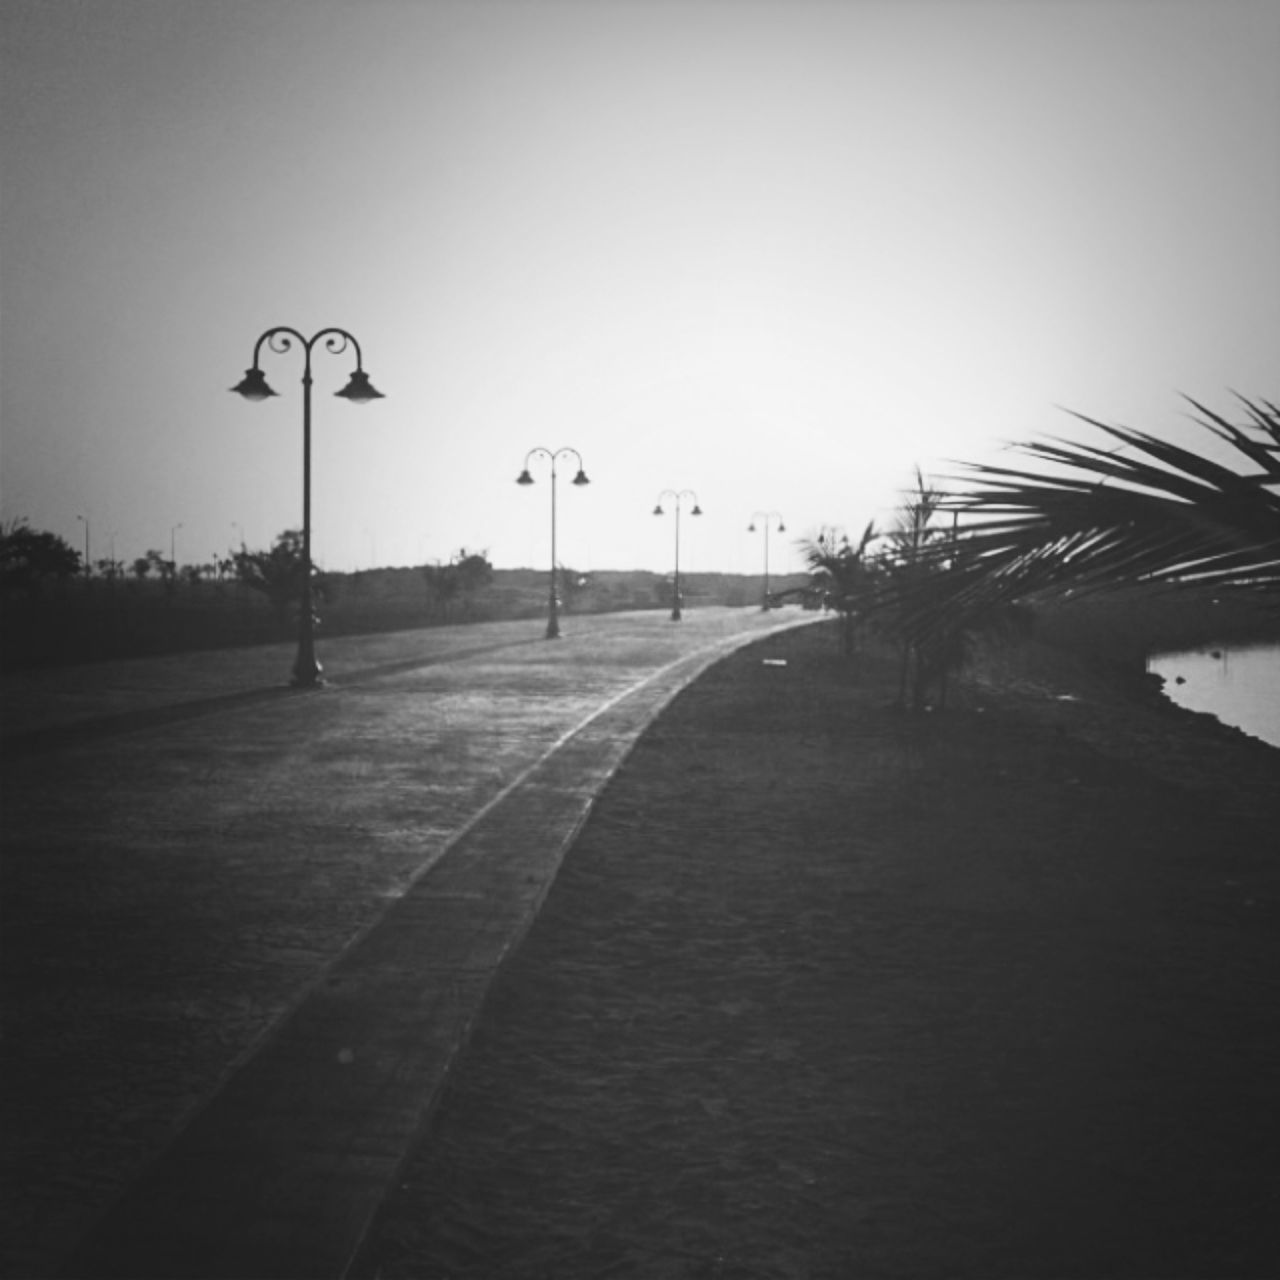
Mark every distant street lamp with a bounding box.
[76,514,90,577]
[231,327,384,686]
[516,447,590,639]
[170,522,183,571]
[652,490,702,621]
[748,510,786,610]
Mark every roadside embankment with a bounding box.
[357,619,1280,1280]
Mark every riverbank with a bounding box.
[355,620,1280,1279]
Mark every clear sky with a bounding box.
[2,0,1277,578]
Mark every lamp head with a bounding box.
[231,368,278,402]
[747,521,756,533]
[334,369,385,404]
[571,468,590,486]
[652,504,664,516]
[691,504,703,517]
[777,520,786,532]
[516,469,535,486]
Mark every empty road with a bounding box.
[1,607,816,1278]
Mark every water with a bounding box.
[1146,642,1280,749]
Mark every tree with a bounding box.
[233,529,326,630]
[557,565,590,614]
[422,561,462,620]
[423,548,494,622]
[801,522,878,658]
[130,549,172,587]
[881,471,956,706]
[454,549,494,605]
[0,520,81,596]
[823,472,1030,710]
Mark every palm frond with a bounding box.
[880,396,1280,641]
[950,394,1280,594]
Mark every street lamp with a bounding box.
[516,447,589,639]
[231,326,384,686]
[170,522,183,572]
[747,510,786,610]
[76,514,90,578]
[652,490,702,621]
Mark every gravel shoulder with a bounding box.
[356,621,1280,1280]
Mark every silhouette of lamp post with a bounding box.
[652,490,702,621]
[231,327,384,687]
[76,514,90,578]
[748,510,785,610]
[516,447,589,639]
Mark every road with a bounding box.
[0,607,817,1278]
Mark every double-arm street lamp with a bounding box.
[748,510,786,610]
[516,447,590,639]
[653,490,702,621]
[231,326,384,687]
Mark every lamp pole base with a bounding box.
[291,660,324,689]
[291,631,324,687]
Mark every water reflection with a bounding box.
[1147,642,1280,749]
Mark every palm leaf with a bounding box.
[955,395,1278,586]
[884,395,1280,639]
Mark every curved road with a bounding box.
[1,608,818,1278]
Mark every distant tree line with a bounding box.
[0,521,809,669]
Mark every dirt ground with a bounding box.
[355,621,1280,1280]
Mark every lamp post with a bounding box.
[748,510,786,610]
[76,514,90,578]
[516,447,589,639]
[652,490,702,621]
[170,522,183,573]
[231,326,384,686]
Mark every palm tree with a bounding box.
[874,470,1036,708]
[902,396,1280,633]
[802,521,878,657]
[804,475,1006,709]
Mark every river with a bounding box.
[1146,641,1280,749]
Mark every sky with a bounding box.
[2,0,1277,579]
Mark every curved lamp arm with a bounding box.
[517,446,589,485]
[747,509,786,533]
[653,488,702,516]
[231,327,384,402]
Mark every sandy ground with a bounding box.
[355,621,1280,1280]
